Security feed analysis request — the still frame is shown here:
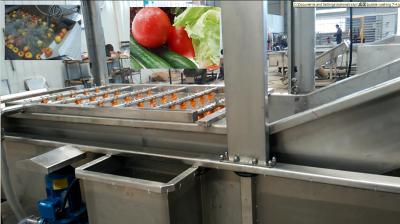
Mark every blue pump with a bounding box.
[37,165,87,224]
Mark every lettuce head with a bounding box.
[174,7,221,68]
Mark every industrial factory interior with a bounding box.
[1,0,400,223]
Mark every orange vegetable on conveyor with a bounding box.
[24,51,33,59]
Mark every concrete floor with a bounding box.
[268,68,289,94]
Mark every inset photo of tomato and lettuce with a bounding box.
[4,5,82,60]
[130,7,221,69]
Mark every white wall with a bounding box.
[267,14,284,33]
[98,1,123,51]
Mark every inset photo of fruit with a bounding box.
[130,7,221,69]
[4,5,82,60]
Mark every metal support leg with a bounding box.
[240,176,255,224]
[221,1,269,165]
[397,8,400,35]
[292,2,316,94]
[81,1,108,86]
[287,1,295,94]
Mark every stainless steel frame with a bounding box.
[16,145,86,174]
[221,1,269,165]
[7,84,225,123]
[2,137,400,224]
[2,2,400,224]
[292,5,316,94]
[269,57,400,122]
[81,0,108,85]
[76,155,198,193]
[270,77,400,174]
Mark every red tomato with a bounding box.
[131,7,171,48]
[168,26,195,58]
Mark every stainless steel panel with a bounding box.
[271,79,400,173]
[3,139,400,224]
[82,180,171,224]
[269,57,400,122]
[1,141,56,217]
[357,44,400,74]
[24,104,197,123]
[240,176,255,224]
[200,170,242,224]
[221,1,269,164]
[6,137,400,194]
[76,155,198,193]
[293,6,316,94]
[270,77,400,133]
[1,104,25,116]
[268,94,308,123]
[5,117,227,156]
[8,112,227,134]
[256,175,400,224]
[16,145,86,174]
[77,155,202,224]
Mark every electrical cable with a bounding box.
[60,178,79,213]
[347,4,353,78]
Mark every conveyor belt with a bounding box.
[9,84,226,124]
[315,42,348,69]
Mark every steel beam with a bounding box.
[240,176,255,224]
[292,2,316,94]
[81,1,108,86]
[287,1,294,93]
[221,1,269,165]
[270,78,400,174]
[398,8,400,35]
[5,136,400,195]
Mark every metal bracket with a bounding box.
[17,145,86,174]
[240,176,256,223]
[197,108,226,127]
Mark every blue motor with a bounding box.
[37,165,87,224]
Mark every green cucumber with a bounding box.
[154,49,198,69]
[130,55,143,70]
[130,37,171,69]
